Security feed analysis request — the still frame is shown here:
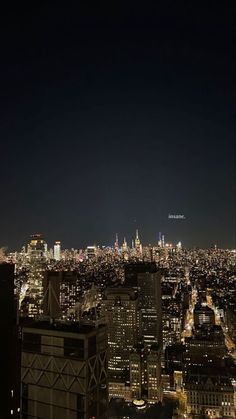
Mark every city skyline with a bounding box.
[2,228,235,253]
[1,3,236,418]
[1,4,235,249]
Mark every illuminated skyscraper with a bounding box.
[130,343,162,403]
[134,229,142,253]
[114,233,119,252]
[86,246,97,259]
[125,262,162,347]
[53,241,61,261]
[27,234,47,260]
[122,237,128,252]
[102,288,139,380]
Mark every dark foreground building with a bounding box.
[21,320,108,418]
[0,263,20,418]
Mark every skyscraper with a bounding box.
[27,234,47,260]
[134,229,142,254]
[0,263,20,418]
[125,262,162,347]
[102,288,139,380]
[125,263,163,403]
[53,241,61,261]
[130,343,162,403]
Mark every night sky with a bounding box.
[1,4,235,250]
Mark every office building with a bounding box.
[53,241,61,261]
[21,320,108,419]
[194,303,215,327]
[184,325,227,371]
[27,234,47,260]
[102,288,139,381]
[125,262,162,347]
[42,271,61,319]
[130,343,162,403]
[86,246,97,260]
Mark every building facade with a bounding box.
[21,320,108,419]
[102,288,139,381]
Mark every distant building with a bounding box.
[53,241,61,261]
[0,263,20,418]
[134,229,142,254]
[21,320,108,419]
[27,233,47,260]
[193,303,215,327]
[86,246,97,260]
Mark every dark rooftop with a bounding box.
[22,319,105,334]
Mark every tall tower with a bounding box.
[114,233,119,252]
[135,229,140,248]
[161,234,165,248]
[130,343,162,403]
[125,262,163,403]
[125,262,162,347]
[122,237,128,252]
[27,234,46,260]
[102,288,139,381]
[0,263,20,418]
[53,241,61,261]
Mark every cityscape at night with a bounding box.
[1,2,235,419]
[1,234,236,417]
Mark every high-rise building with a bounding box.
[21,320,108,419]
[146,344,162,402]
[130,343,162,403]
[0,263,20,418]
[43,270,84,319]
[42,271,61,319]
[86,246,97,260]
[193,303,215,327]
[122,237,128,252]
[125,262,162,347]
[102,288,139,381]
[134,229,142,254]
[27,234,47,260]
[53,241,61,261]
[114,233,119,252]
[184,325,227,370]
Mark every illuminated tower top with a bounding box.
[135,229,141,253]
[122,237,128,252]
[114,233,119,251]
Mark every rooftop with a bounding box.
[21,318,105,335]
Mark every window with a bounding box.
[23,332,41,352]
[64,338,84,359]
